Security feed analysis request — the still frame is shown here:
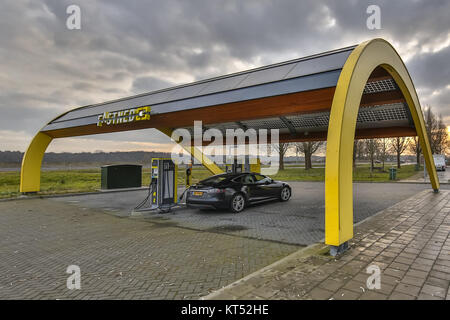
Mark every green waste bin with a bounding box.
[101,164,142,189]
[389,167,397,180]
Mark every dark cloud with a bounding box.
[406,44,450,119]
[131,77,174,94]
[407,45,450,89]
[0,0,448,151]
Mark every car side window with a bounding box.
[254,174,271,184]
[242,174,255,184]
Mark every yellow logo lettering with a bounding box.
[97,106,150,126]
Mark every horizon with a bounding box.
[0,1,449,153]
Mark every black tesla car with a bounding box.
[186,172,291,213]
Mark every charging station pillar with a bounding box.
[225,156,261,174]
[150,158,178,210]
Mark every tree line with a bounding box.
[275,106,448,171]
[0,151,172,165]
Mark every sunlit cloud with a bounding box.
[0,0,449,153]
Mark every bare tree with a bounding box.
[401,106,447,171]
[356,140,365,160]
[424,107,448,154]
[294,141,324,170]
[434,115,448,154]
[364,139,379,173]
[377,138,388,171]
[409,136,422,166]
[353,139,364,168]
[389,137,410,168]
[273,142,291,170]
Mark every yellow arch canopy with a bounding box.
[20,132,52,193]
[325,38,439,246]
[20,38,439,251]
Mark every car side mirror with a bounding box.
[265,180,271,185]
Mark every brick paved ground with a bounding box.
[52,182,443,245]
[0,198,298,299]
[205,189,450,300]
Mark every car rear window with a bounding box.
[200,176,229,185]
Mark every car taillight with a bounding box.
[207,188,225,193]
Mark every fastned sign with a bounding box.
[97,106,151,126]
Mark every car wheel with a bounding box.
[280,186,291,201]
[230,193,245,213]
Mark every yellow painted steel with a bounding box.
[174,160,178,201]
[20,132,53,193]
[158,128,224,176]
[325,38,439,246]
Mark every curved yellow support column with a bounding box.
[325,38,439,247]
[158,128,224,175]
[20,132,53,193]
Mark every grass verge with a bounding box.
[0,164,422,199]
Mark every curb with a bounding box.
[0,186,150,202]
[201,242,327,300]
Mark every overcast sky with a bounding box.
[0,0,449,153]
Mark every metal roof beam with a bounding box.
[279,116,297,136]
[235,121,248,130]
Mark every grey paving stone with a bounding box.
[309,287,334,300]
[388,291,416,300]
[332,288,361,300]
[401,276,426,287]
[420,284,447,298]
[0,198,298,300]
[359,291,388,300]
[4,182,450,301]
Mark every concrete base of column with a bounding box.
[329,241,349,257]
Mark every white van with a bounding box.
[433,154,446,171]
